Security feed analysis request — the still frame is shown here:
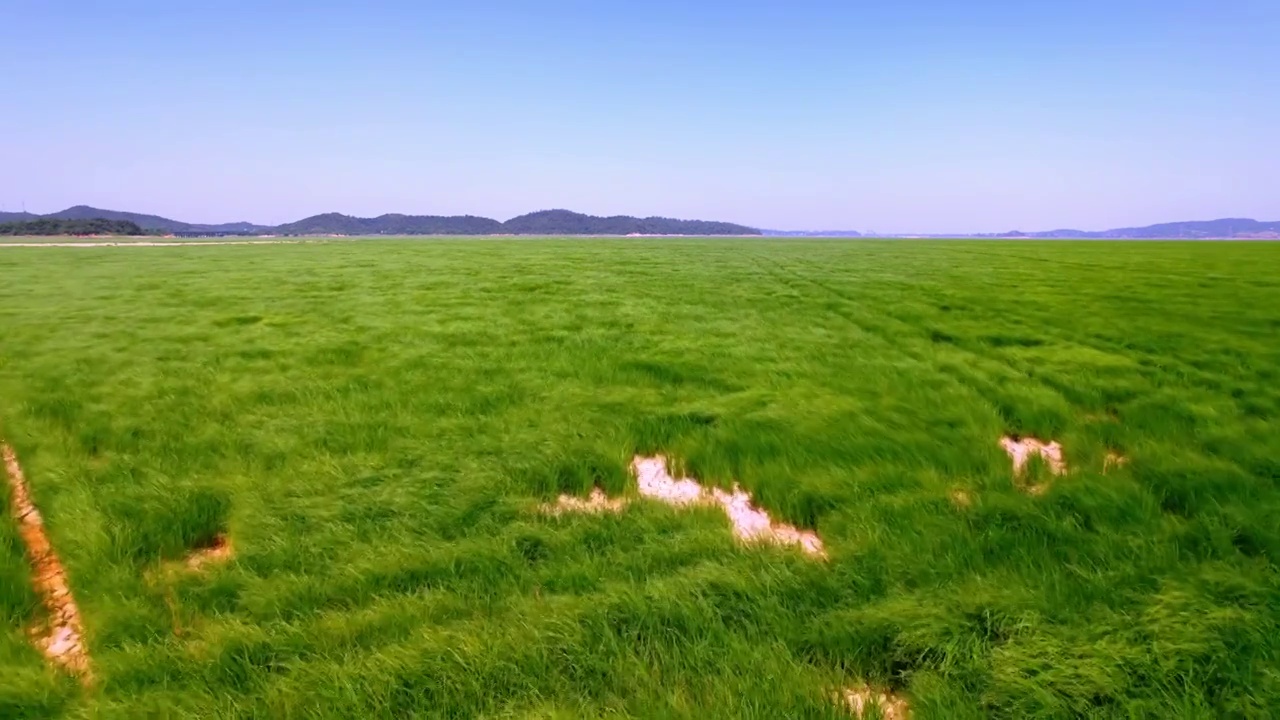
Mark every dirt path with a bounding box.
[2,442,91,680]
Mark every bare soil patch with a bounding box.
[1104,451,1128,473]
[543,488,628,515]
[184,534,234,570]
[543,456,828,558]
[999,436,1067,475]
[840,685,910,719]
[633,456,827,558]
[2,442,91,679]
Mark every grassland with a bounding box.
[0,238,1277,718]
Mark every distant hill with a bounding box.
[276,210,757,236]
[994,218,1280,240]
[10,206,1278,239]
[1095,218,1280,239]
[189,221,273,234]
[7,206,761,236]
[275,213,504,236]
[43,205,190,232]
[501,209,759,236]
[772,218,1280,239]
[34,206,269,234]
[0,218,146,236]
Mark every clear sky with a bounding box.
[2,1,1276,233]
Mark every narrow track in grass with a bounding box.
[745,249,1060,423]
[754,248,1177,424]
[881,244,1278,387]
[2,442,91,681]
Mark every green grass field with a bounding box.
[1,239,1277,718]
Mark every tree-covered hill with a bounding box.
[0,218,148,236]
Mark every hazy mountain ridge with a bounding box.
[1097,218,1280,239]
[502,209,758,236]
[763,218,1280,239]
[994,218,1280,239]
[27,206,268,233]
[274,213,506,236]
[6,206,761,236]
[7,207,1278,238]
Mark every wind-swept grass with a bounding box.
[0,238,1276,717]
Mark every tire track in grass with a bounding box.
[756,249,1273,504]
[759,250,1149,423]
[745,250,1058,413]
[741,252,894,351]
[2,442,91,681]
[861,247,1280,421]
[910,244,1275,380]
[744,249,1007,432]
[758,250,1035,373]
[747,250,1086,482]
[929,242,1270,292]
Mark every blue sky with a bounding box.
[2,1,1276,232]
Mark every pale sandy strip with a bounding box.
[998,436,1067,475]
[2,442,91,679]
[544,456,827,559]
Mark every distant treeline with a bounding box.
[0,218,149,236]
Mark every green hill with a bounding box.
[0,218,146,236]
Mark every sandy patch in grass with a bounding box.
[2,442,91,680]
[999,436,1066,475]
[840,685,910,719]
[146,534,234,586]
[543,456,827,558]
[185,534,234,570]
[1104,452,1128,472]
[543,488,628,515]
[1023,482,1051,497]
[632,456,827,558]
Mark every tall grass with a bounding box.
[0,239,1276,717]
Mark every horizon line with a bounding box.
[3,203,1278,236]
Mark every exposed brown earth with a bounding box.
[2,442,92,680]
[543,488,628,515]
[184,534,234,570]
[840,685,910,719]
[1104,451,1129,472]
